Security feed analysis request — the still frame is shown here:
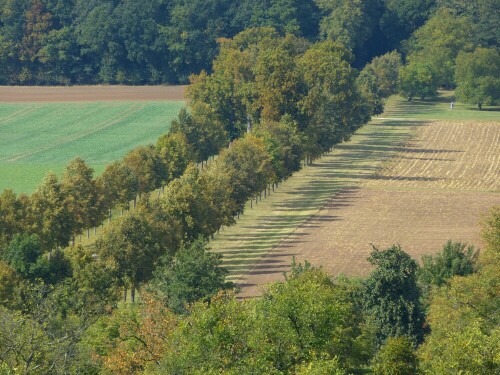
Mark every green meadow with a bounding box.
[0,101,184,194]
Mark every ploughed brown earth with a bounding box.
[237,120,500,298]
[0,85,186,102]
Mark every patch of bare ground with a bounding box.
[237,120,500,298]
[0,85,185,102]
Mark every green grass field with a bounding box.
[0,101,184,193]
[383,90,500,121]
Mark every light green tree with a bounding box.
[455,47,500,109]
[372,336,419,375]
[398,61,439,101]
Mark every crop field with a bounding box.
[0,86,185,193]
[210,93,500,298]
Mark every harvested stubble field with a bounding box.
[210,94,500,298]
[0,86,185,193]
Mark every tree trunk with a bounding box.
[131,287,135,303]
[478,102,482,110]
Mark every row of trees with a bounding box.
[0,0,442,85]
[0,29,380,372]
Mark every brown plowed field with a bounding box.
[239,120,500,298]
[0,85,186,102]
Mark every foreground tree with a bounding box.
[455,47,500,110]
[362,245,425,345]
[372,336,419,375]
[418,206,500,373]
[419,240,478,288]
[149,238,233,314]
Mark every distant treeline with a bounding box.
[2,0,486,85]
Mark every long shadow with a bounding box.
[214,108,429,285]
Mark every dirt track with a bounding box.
[0,85,186,102]
[237,120,500,298]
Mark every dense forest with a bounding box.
[0,0,499,373]
[0,0,497,87]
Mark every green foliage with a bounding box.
[299,40,368,151]
[217,134,275,213]
[419,208,500,373]
[356,68,384,116]
[3,234,72,284]
[295,357,346,375]
[362,245,425,345]
[122,145,166,196]
[170,104,227,162]
[150,238,233,314]
[96,161,138,212]
[316,0,379,53]
[481,205,500,254]
[61,157,101,234]
[419,240,478,287]
[0,260,19,306]
[156,132,192,181]
[362,50,402,98]
[398,60,439,100]
[380,0,436,45]
[160,165,230,243]
[28,172,75,250]
[405,8,475,87]
[254,116,305,181]
[372,336,419,375]
[96,207,165,301]
[153,269,371,374]
[0,189,27,250]
[455,47,500,109]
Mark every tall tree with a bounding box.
[96,207,165,302]
[299,40,368,153]
[149,238,233,314]
[28,172,75,250]
[170,104,227,162]
[362,245,425,345]
[61,157,101,236]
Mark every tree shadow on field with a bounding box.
[214,113,422,287]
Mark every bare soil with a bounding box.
[238,120,500,298]
[0,85,186,102]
